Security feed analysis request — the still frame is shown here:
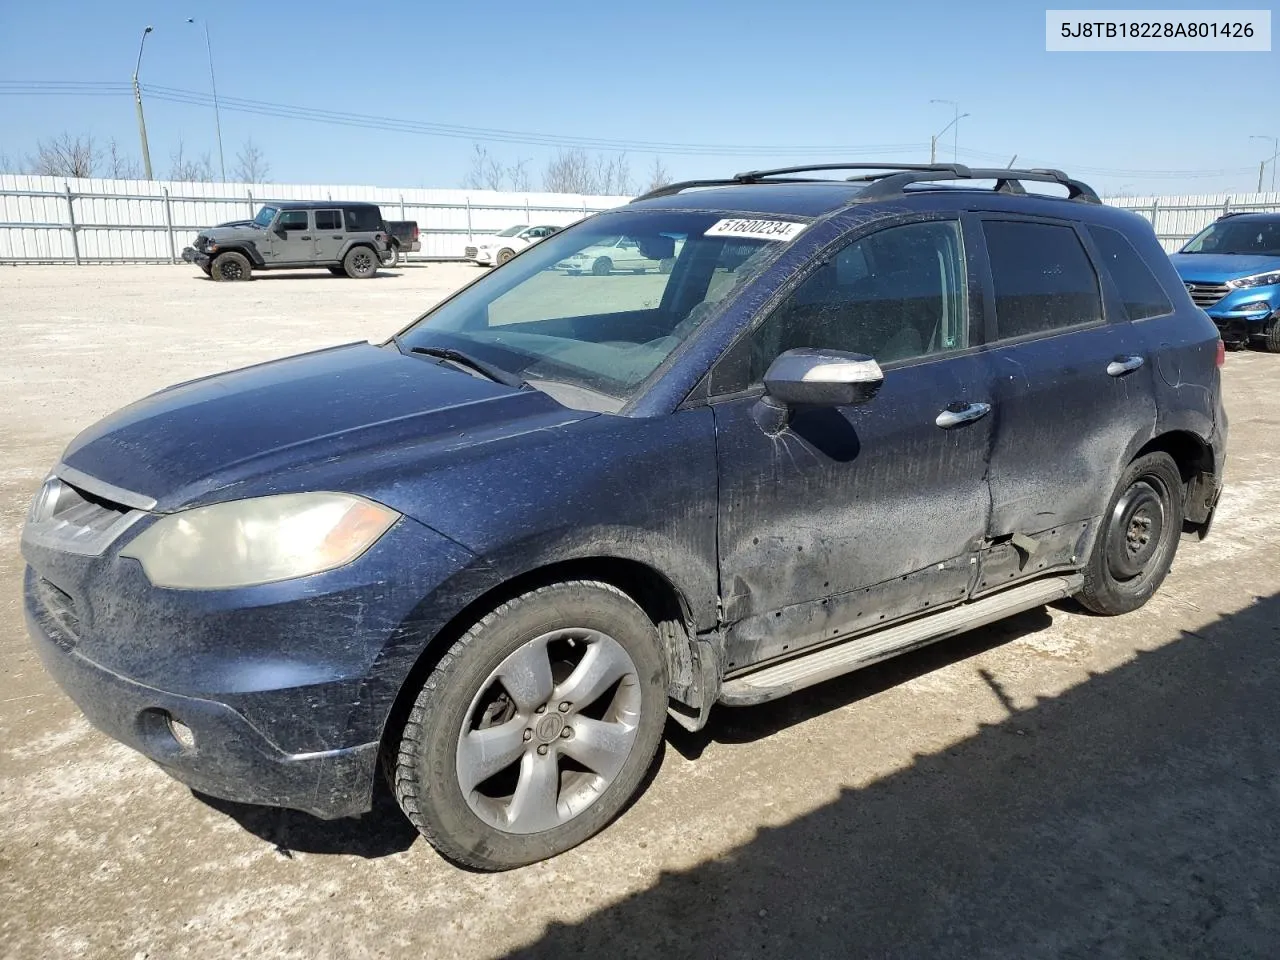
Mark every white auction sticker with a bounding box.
[1046,10,1271,51]
[705,218,807,242]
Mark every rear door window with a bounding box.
[1088,225,1174,321]
[982,220,1102,340]
[314,209,343,232]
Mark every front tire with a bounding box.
[1077,452,1183,615]
[592,256,613,276]
[496,247,516,265]
[210,251,251,281]
[1263,315,1280,353]
[392,581,667,871]
[343,246,378,279]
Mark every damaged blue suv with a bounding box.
[1170,211,1280,350]
[23,163,1227,870]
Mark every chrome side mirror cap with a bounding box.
[763,348,885,408]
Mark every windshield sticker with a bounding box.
[704,218,807,242]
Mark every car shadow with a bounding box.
[195,271,404,282]
[512,592,1280,959]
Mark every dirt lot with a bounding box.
[1,265,1279,959]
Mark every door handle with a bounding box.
[332,235,343,239]
[1106,355,1145,377]
[935,401,991,429]
[300,235,312,240]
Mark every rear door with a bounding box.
[311,208,346,262]
[974,215,1156,588]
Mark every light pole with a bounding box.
[132,26,154,180]
[1250,135,1278,192]
[929,101,969,164]
[187,18,226,181]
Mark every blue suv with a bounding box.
[1170,212,1280,351]
[22,163,1227,870]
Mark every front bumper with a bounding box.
[25,572,378,818]
[1200,289,1278,342]
[181,247,211,268]
[21,510,479,819]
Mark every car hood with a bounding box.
[1169,253,1280,281]
[201,223,266,241]
[60,342,591,512]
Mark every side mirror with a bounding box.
[763,348,884,408]
[636,235,676,261]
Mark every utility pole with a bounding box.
[188,18,226,181]
[929,101,970,165]
[132,26,154,180]
[1261,160,1267,194]
[1251,135,1278,192]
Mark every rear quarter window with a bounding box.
[983,220,1102,340]
[1088,225,1174,321]
[344,207,382,232]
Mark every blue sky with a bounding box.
[0,0,1275,195]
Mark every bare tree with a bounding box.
[0,153,16,174]
[644,156,672,192]
[169,141,214,182]
[106,139,141,179]
[463,144,532,191]
[28,133,100,178]
[542,148,633,195]
[233,139,271,183]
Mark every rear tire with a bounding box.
[391,580,667,871]
[210,251,251,282]
[1264,315,1280,353]
[1077,452,1183,615]
[343,246,378,279]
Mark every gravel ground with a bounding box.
[1,265,1279,960]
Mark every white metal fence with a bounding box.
[1109,191,1280,251]
[0,174,631,263]
[1,174,1278,263]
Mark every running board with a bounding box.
[719,574,1082,706]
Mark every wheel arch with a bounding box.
[376,555,699,765]
[214,243,264,267]
[1132,429,1217,525]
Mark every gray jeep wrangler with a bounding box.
[181,201,390,281]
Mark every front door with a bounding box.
[271,209,314,263]
[311,208,346,263]
[974,216,1157,586]
[708,218,994,672]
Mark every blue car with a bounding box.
[1169,212,1280,351]
[23,163,1226,870]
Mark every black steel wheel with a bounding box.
[1077,452,1184,615]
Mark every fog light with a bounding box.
[168,716,196,750]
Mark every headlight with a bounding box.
[1228,269,1280,289]
[120,492,399,589]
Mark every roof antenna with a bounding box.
[1007,154,1018,168]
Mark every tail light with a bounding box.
[411,224,419,241]
[1215,338,1225,367]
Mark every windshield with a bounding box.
[488,225,528,238]
[252,206,278,228]
[1181,218,1280,256]
[396,210,799,409]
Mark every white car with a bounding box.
[555,235,682,275]
[464,224,560,266]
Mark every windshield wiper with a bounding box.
[403,342,528,389]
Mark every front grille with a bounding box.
[1185,281,1230,308]
[464,246,478,259]
[24,473,147,557]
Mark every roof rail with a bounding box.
[630,162,1099,205]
